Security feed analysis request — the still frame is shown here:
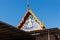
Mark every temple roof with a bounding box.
[26,28,60,36]
[0,21,35,40]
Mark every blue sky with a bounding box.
[0,0,60,28]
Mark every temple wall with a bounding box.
[33,33,60,40]
[35,34,48,40]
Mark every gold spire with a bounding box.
[26,0,30,10]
